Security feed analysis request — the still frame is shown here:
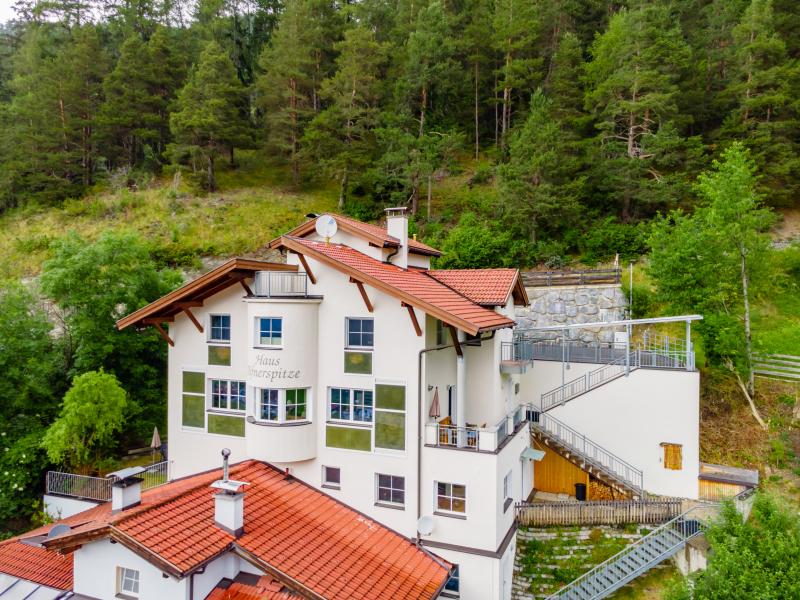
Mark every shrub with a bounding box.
[580,217,649,264]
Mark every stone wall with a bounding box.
[515,285,628,344]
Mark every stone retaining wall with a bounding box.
[515,285,628,344]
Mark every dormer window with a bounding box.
[116,566,140,599]
[210,314,231,343]
[346,317,374,349]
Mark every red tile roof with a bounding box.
[206,575,298,600]
[0,540,73,590]
[30,461,449,600]
[277,237,515,335]
[426,268,527,306]
[276,213,442,257]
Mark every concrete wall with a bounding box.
[515,285,627,343]
[43,494,100,520]
[547,368,700,499]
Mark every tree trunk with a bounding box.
[290,78,299,186]
[410,170,420,216]
[338,166,348,209]
[427,173,432,218]
[419,85,427,138]
[207,152,216,192]
[740,243,755,397]
[229,146,235,168]
[474,61,479,159]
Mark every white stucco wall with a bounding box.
[43,494,100,520]
[547,368,700,499]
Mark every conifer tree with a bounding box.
[170,40,252,191]
[303,27,387,208]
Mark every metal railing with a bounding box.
[427,404,529,452]
[46,460,171,502]
[501,341,535,363]
[434,424,479,450]
[254,271,310,297]
[516,498,682,527]
[531,412,643,494]
[522,268,621,287]
[540,353,633,411]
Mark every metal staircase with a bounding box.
[530,412,643,498]
[547,491,755,600]
[540,353,635,411]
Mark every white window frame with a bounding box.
[442,565,460,597]
[328,387,373,424]
[322,465,341,489]
[256,388,310,423]
[208,314,231,343]
[209,379,246,413]
[116,566,140,598]
[345,317,374,350]
[254,316,283,348]
[503,470,513,512]
[375,473,405,508]
[435,481,466,516]
[435,319,447,346]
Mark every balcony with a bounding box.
[45,460,170,502]
[245,417,316,462]
[253,271,313,298]
[425,405,531,453]
[500,341,534,374]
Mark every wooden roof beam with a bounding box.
[296,253,317,284]
[151,322,174,347]
[401,302,422,337]
[182,307,203,333]
[350,277,373,312]
[448,325,462,357]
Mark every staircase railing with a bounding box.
[540,352,635,411]
[531,411,643,495]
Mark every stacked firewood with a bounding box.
[587,479,629,501]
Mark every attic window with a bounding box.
[661,443,683,470]
[116,566,140,599]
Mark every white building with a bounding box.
[10,209,702,600]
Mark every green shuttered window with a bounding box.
[182,371,205,428]
[375,384,406,451]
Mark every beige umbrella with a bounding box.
[150,426,162,463]
[428,387,441,420]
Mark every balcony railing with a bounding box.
[253,271,310,297]
[425,404,529,453]
[46,460,170,502]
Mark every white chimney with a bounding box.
[211,449,247,537]
[385,207,409,269]
[109,467,145,513]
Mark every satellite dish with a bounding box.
[417,515,435,537]
[47,524,71,540]
[315,215,338,241]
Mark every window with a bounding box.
[436,482,466,514]
[260,389,279,421]
[210,379,246,412]
[662,443,683,470]
[329,388,373,423]
[435,319,447,346]
[376,474,405,507]
[286,388,307,420]
[117,566,140,598]
[443,566,459,596]
[375,384,406,451]
[346,317,374,349]
[182,371,205,429]
[210,314,231,342]
[257,317,282,347]
[503,471,513,512]
[323,466,341,489]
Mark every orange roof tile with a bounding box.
[426,268,527,306]
[276,237,514,335]
[206,574,298,599]
[0,540,73,590]
[29,461,449,600]
[276,213,442,257]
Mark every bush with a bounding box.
[433,212,521,268]
[579,217,649,264]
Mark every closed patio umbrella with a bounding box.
[150,426,162,463]
[428,387,441,420]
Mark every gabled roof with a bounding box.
[272,213,442,257]
[275,237,515,335]
[0,540,73,590]
[426,269,529,307]
[207,573,298,599]
[117,258,296,330]
[29,461,449,600]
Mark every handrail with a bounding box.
[46,460,170,502]
[540,352,633,411]
[531,411,643,493]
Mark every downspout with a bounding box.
[384,245,399,265]
[415,330,496,546]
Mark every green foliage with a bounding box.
[433,212,519,269]
[42,370,127,471]
[580,218,649,264]
[667,493,800,599]
[40,230,181,440]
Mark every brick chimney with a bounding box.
[211,449,247,537]
[385,207,409,269]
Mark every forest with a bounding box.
[0,0,799,543]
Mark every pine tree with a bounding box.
[584,3,694,219]
[303,27,387,208]
[544,32,587,133]
[170,40,252,191]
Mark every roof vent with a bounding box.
[109,466,146,513]
[211,449,248,537]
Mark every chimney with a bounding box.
[211,449,247,537]
[109,467,145,513]
[385,207,409,269]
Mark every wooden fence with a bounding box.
[754,353,800,382]
[516,499,683,527]
[522,268,621,288]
